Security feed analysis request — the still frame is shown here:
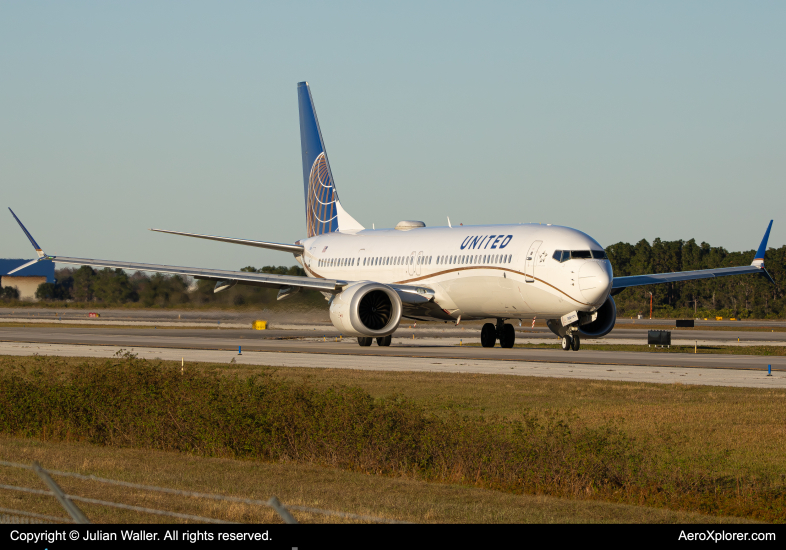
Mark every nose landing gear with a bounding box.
[561,334,581,351]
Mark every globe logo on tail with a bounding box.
[306,153,338,237]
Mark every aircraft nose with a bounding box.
[578,262,612,304]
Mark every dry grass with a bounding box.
[0,436,752,524]
[1,354,783,480]
[263,367,786,480]
[1,354,784,522]
[468,343,786,356]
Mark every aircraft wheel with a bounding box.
[376,335,392,346]
[561,336,572,351]
[480,323,496,348]
[571,334,581,351]
[499,323,515,348]
[358,337,373,347]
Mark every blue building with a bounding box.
[0,259,55,300]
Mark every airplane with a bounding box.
[8,82,776,351]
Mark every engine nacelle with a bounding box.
[329,282,403,337]
[546,296,617,339]
[577,295,616,338]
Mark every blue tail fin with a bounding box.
[297,82,363,237]
[298,81,339,238]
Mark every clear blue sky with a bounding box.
[1,1,783,269]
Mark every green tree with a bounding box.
[72,266,96,302]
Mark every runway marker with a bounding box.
[238,346,242,355]
[768,364,772,377]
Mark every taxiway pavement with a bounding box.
[0,325,783,388]
[0,340,782,389]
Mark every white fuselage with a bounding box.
[298,223,613,321]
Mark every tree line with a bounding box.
[24,265,323,308]
[3,238,784,318]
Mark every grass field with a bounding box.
[468,343,786,356]
[0,437,752,524]
[0,354,784,522]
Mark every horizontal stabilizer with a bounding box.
[149,229,304,254]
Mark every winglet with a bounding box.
[8,208,46,259]
[752,220,773,267]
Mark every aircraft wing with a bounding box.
[611,265,772,294]
[44,255,349,293]
[611,220,776,294]
[6,208,346,293]
[6,208,439,304]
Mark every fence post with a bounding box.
[267,496,298,524]
[32,462,90,524]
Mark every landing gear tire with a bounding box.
[481,323,496,348]
[561,336,572,351]
[357,337,373,347]
[499,324,515,348]
[570,334,581,351]
[376,335,392,347]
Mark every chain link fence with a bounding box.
[0,460,405,524]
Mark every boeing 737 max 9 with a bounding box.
[8,82,776,350]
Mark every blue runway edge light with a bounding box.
[238,346,242,355]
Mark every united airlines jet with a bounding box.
[8,82,775,351]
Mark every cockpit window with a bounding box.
[553,250,563,262]
[591,250,608,260]
[570,250,592,259]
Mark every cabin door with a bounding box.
[524,241,542,282]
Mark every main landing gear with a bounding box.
[481,319,515,348]
[357,335,391,347]
[561,334,581,351]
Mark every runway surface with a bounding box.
[1,340,782,389]
[0,325,783,388]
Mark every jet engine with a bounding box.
[329,282,403,337]
[576,295,616,338]
[546,295,617,338]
